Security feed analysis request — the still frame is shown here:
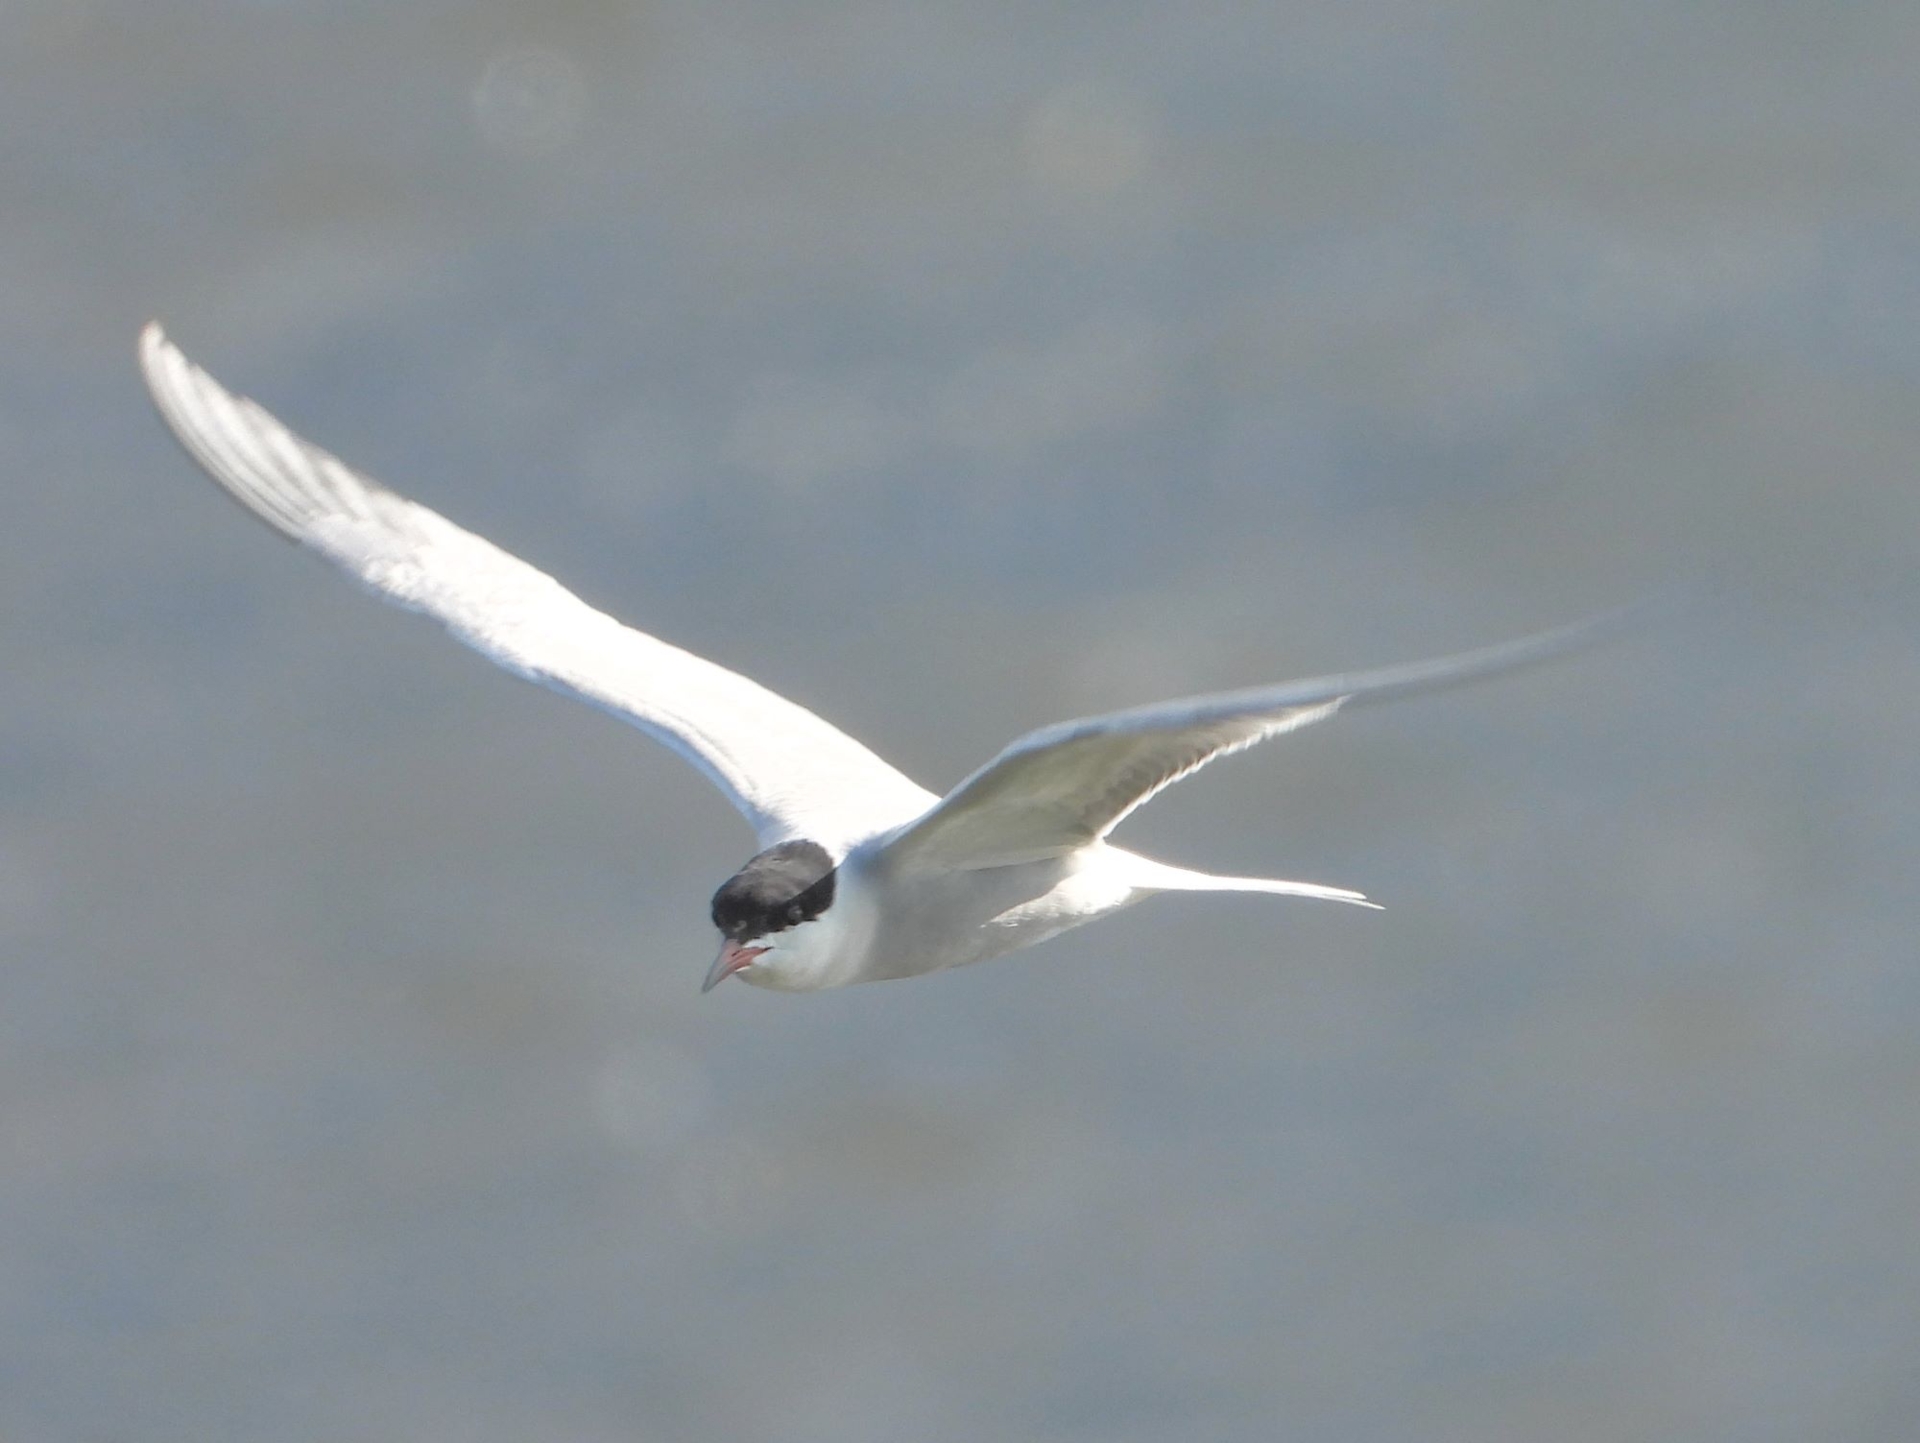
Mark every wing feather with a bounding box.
[139,323,936,849]
[877,616,1625,871]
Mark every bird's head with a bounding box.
[704,839,842,992]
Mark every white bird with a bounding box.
[140,323,1615,994]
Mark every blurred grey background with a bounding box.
[5,2,1919,1439]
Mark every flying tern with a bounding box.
[140,323,1613,993]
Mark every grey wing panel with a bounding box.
[879,614,1628,871]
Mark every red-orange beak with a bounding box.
[703,940,769,993]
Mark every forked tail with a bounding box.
[1118,853,1382,910]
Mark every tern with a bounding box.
[140,323,1613,993]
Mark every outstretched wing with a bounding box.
[139,324,937,850]
[875,616,1625,871]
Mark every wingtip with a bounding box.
[137,320,177,389]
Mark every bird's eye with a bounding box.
[785,903,805,925]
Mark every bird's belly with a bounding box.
[860,853,1137,982]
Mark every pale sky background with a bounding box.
[5,2,1920,1439]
